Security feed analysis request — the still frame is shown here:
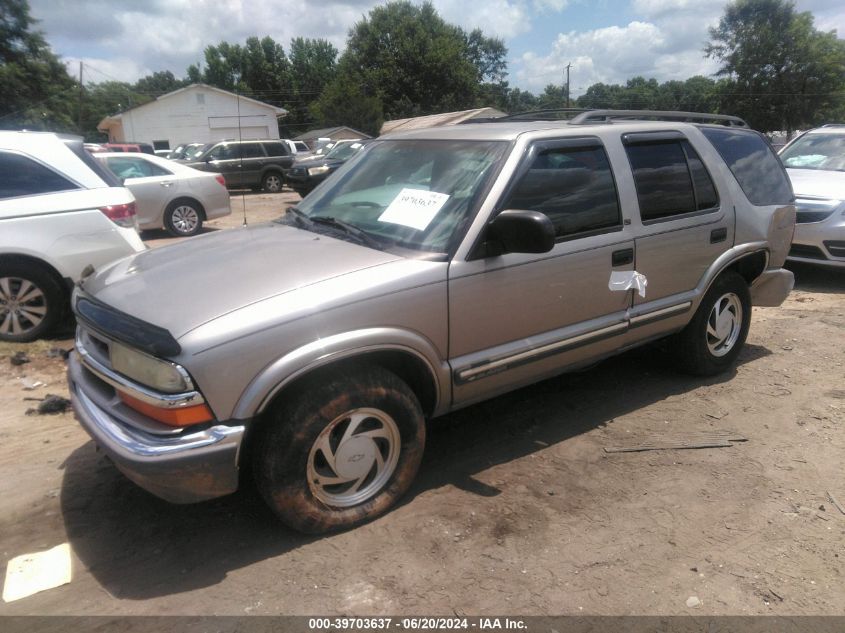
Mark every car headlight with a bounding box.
[110,341,189,393]
[307,165,330,177]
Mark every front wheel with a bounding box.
[672,271,751,376]
[253,365,425,534]
[262,172,283,193]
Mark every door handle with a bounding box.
[612,248,634,266]
[160,181,174,188]
[710,227,727,243]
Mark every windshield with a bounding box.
[780,133,845,171]
[325,142,364,161]
[288,139,508,254]
[188,143,212,160]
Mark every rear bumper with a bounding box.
[749,268,795,307]
[68,351,245,503]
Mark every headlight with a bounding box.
[110,341,189,393]
[307,165,330,176]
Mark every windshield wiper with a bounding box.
[284,206,313,227]
[310,216,384,250]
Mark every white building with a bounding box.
[98,83,287,151]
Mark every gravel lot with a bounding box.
[1,190,843,616]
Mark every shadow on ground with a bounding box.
[787,261,845,294]
[60,340,770,600]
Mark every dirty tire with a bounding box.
[254,365,425,534]
[672,271,751,376]
[164,199,203,236]
[0,260,64,342]
[262,172,283,193]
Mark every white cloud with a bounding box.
[435,0,534,39]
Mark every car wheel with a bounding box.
[164,200,203,237]
[672,271,751,376]
[254,365,426,534]
[0,261,64,343]
[262,173,283,193]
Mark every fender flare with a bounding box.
[231,327,451,420]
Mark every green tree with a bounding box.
[133,70,187,98]
[705,0,845,132]
[310,74,383,137]
[285,37,338,131]
[336,1,507,120]
[79,80,149,142]
[0,0,76,131]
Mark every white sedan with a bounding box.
[95,152,231,236]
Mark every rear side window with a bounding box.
[0,151,79,199]
[263,142,290,157]
[701,127,793,206]
[502,143,621,238]
[240,143,265,158]
[105,156,172,179]
[625,139,719,221]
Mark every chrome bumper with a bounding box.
[749,268,795,307]
[68,352,245,503]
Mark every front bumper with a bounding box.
[787,213,845,268]
[68,351,245,503]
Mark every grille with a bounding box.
[823,241,845,258]
[789,244,827,260]
[795,210,834,224]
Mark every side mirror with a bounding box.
[483,210,555,256]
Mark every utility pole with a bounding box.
[78,61,83,135]
[565,62,571,108]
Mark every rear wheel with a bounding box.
[0,261,64,342]
[253,365,425,534]
[672,271,751,376]
[262,172,283,193]
[164,200,203,237]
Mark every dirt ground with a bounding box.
[0,190,843,617]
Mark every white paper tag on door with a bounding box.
[609,270,648,298]
[378,188,450,231]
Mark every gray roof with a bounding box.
[293,126,371,141]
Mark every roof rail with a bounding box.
[569,109,748,127]
[821,123,845,128]
[494,108,589,122]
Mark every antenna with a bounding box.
[236,85,247,227]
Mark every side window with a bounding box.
[240,143,265,158]
[209,144,235,160]
[625,139,718,221]
[106,157,171,179]
[0,151,78,199]
[263,142,289,157]
[502,144,622,238]
[700,127,793,206]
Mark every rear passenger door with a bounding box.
[449,137,636,408]
[622,131,733,308]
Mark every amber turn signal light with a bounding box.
[119,392,214,427]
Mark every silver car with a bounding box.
[96,152,231,236]
[67,111,796,533]
[779,124,845,267]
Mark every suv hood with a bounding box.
[81,223,402,340]
[786,168,845,200]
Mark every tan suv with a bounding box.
[68,110,796,533]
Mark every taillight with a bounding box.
[99,202,137,228]
[215,174,226,188]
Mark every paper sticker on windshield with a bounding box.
[378,188,450,231]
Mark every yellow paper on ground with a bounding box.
[2,543,72,602]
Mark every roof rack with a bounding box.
[490,108,748,128]
[821,123,845,128]
[570,109,748,127]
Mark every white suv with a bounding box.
[0,131,145,342]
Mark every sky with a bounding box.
[28,0,845,97]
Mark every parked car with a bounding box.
[167,143,205,161]
[0,131,145,342]
[180,139,294,192]
[154,149,172,158]
[94,152,231,237]
[283,139,312,155]
[67,110,795,533]
[285,140,371,197]
[102,142,155,155]
[779,124,845,268]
